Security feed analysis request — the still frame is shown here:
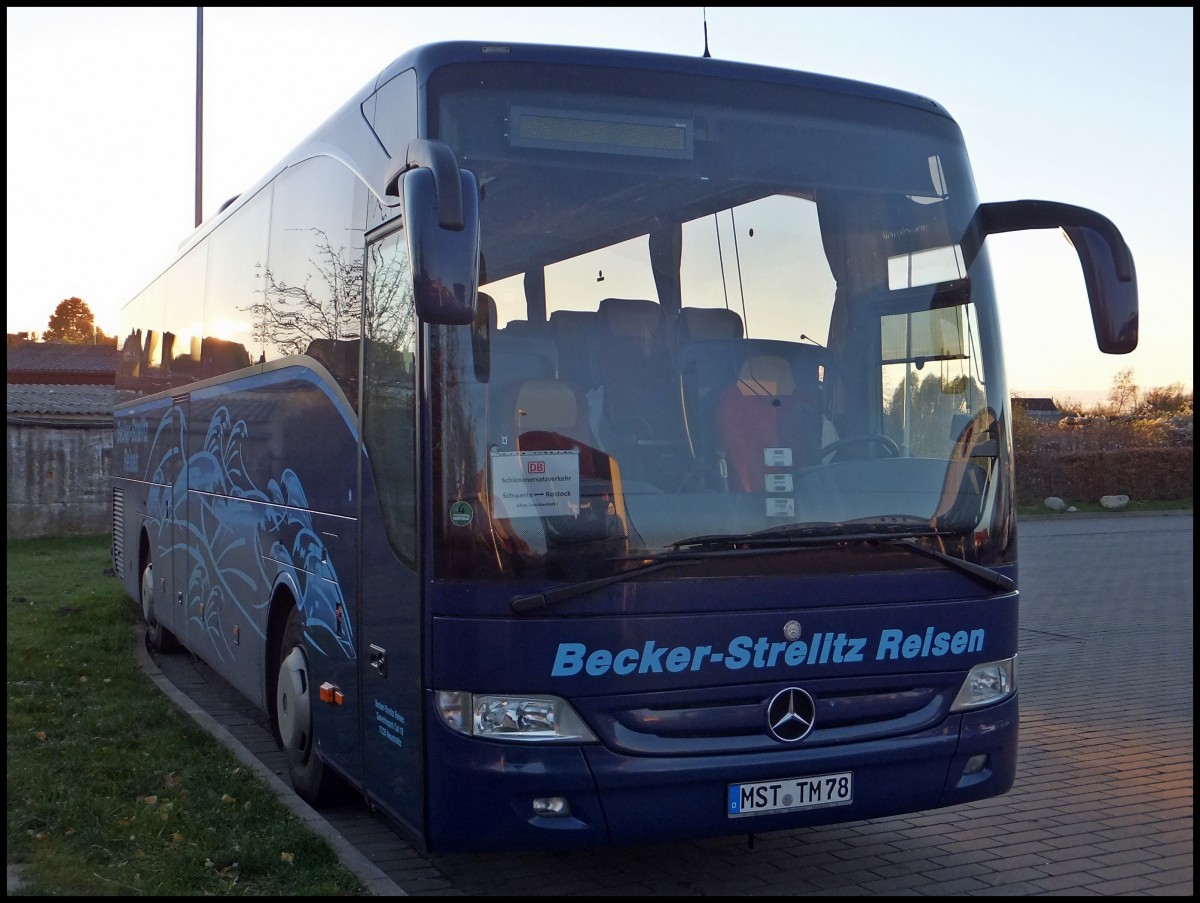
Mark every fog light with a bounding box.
[963,754,988,775]
[532,796,571,817]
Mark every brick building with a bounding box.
[7,340,118,539]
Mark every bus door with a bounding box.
[356,221,427,837]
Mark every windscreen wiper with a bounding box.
[512,518,1010,613]
[746,516,1014,592]
[510,544,786,613]
[671,516,1013,593]
[510,556,697,613]
[881,537,1015,593]
[670,516,942,551]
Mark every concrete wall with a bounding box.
[7,421,113,539]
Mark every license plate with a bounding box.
[727,771,853,817]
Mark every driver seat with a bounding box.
[714,354,823,493]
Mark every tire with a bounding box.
[140,559,179,653]
[274,606,340,804]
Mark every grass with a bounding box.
[6,535,365,896]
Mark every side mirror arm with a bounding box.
[385,138,466,230]
[963,200,1138,354]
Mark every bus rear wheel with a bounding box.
[274,606,339,804]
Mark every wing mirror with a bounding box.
[966,200,1138,354]
[386,139,480,326]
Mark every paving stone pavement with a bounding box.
[86,513,1195,895]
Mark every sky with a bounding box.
[6,7,1193,404]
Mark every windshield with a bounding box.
[425,61,1013,582]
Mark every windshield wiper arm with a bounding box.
[512,539,846,613]
[885,537,1015,593]
[511,558,694,613]
[671,517,945,551]
[512,523,1011,612]
[670,522,859,550]
[671,519,1012,591]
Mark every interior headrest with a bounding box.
[597,298,662,338]
[678,307,744,341]
[549,309,596,337]
[736,355,795,397]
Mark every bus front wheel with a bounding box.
[274,606,337,804]
[140,559,178,653]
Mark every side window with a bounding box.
[881,303,984,457]
[251,156,368,404]
[117,279,166,394]
[163,244,206,386]
[203,184,271,379]
[362,68,418,159]
[362,227,418,563]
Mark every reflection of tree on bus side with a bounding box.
[116,229,418,396]
[245,228,363,358]
[361,238,417,398]
[233,227,414,404]
[242,227,414,360]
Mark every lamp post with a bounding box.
[195,7,204,227]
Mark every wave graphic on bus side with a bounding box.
[143,404,355,664]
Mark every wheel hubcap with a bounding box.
[141,565,155,625]
[277,646,312,763]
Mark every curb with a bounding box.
[1019,507,1192,520]
[134,626,407,897]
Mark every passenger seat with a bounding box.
[593,297,691,488]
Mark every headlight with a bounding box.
[435,691,597,742]
[949,656,1016,712]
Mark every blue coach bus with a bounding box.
[112,41,1137,853]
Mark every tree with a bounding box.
[1139,383,1192,417]
[43,296,96,344]
[1106,368,1139,416]
[884,371,980,457]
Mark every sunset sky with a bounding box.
[7,7,1192,403]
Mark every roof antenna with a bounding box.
[702,7,711,58]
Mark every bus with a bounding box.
[112,40,1138,853]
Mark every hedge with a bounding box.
[1013,446,1193,507]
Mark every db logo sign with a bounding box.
[527,460,546,474]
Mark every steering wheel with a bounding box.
[820,434,900,463]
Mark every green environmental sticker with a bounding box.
[449,501,473,527]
